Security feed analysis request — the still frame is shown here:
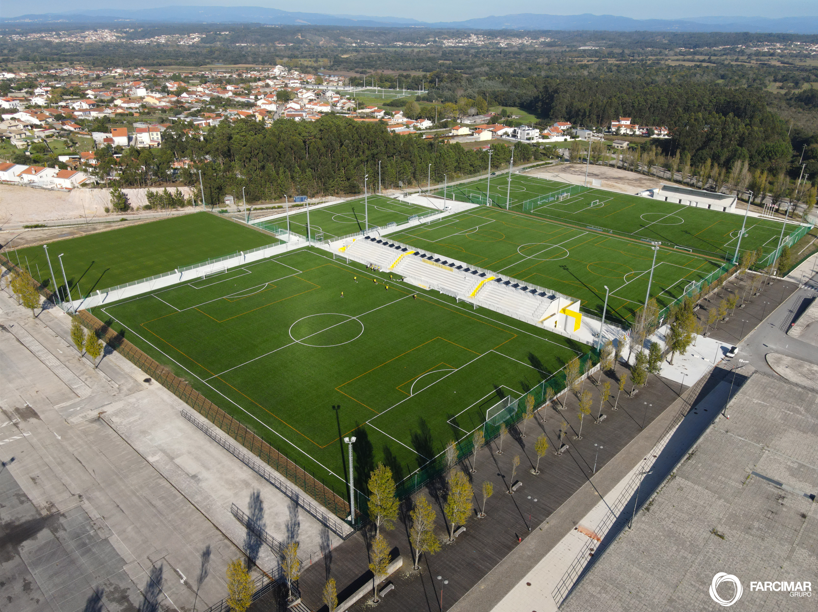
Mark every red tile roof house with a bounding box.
[0,161,21,182]
[54,169,88,190]
[110,127,129,147]
[18,166,56,183]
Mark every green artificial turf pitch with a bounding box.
[8,212,279,298]
[253,196,438,242]
[389,207,725,323]
[92,248,585,497]
[439,173,802,260]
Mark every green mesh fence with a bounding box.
[520,184,591,213]
[395,349,599,499]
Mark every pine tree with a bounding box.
[367,463,399,539]
[410,497,440,569]
[226,559,253,612]
[444,471,473,542]
[369,534,391,602]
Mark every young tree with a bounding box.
[778,246,793,277]
[727,293,739,316]
[717,299,728,320]
[565,357,581,395]
[600,341,614,379]
[10,271,40,317]
[410,497,440,568]
[109,183,130,212]
[496,422,507,455]
[615,373,628,410]
[598,381,611,422]
[509,455,520,491]
[706,308,718,335]
[369,534,391,603]
[281,542,301,601]
[576,390,592,440]
[521,395,534,437]
[667,306,696,364]
[614,337,624,365]
[323,578,338,612]
[480,481,493,517]
[84,330,103,367]
[647,342,663,377]
[445,440,458,472]
[444,471,473,542]
[367,463,399,539]
[70,318,85,355]
[534,435,549,474]
[226,559,253,612]
[471,429,484,473]
[545,387,555,413]
[581,359,593,391]
[631,356,648,396]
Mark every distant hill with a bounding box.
[2,7,818,34]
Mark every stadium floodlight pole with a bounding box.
[598,285,610,350]
[443,174,447,203]
[795,163,806,201]
[242,186,247,223]
[306,201,311,244]
[800,143,807,165]
[643,242,661,312]
[343,436,356,523]
[198,169,205,208]
[584,137,592,187]
[378,159,381,195]
[364,174,369,233]
[57,253,74,314]
[629,468,653,529]
[733,190,753,264]
[774,200,793,275]
[506,146,514,210]
[428,163,431,193]
[43,245,59,307]
[486,149,493,205]
[286,201,290,238]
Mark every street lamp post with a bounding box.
[443,174,447,204]
[365,174,369,233]
[306,201,311,244]
[57,253,74,313]
[428,163,431,193]
[593,444,603,474]
[773,200,793,276]
[733,190,753,264]
[629,468,653,528]
[343,436,356,523]
[378,160,382,195]
[43,245,59,307]
[242,186,247,223]
[643,242,661,312]
[598,285,610,350]
[486,149,493,205]
[584,137,592,187]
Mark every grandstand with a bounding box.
[341,235,583,336]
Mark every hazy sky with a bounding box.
[2,0,818,21]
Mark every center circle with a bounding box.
[289,313,364,348]
[640,212,684,226]
[517,243,570,261]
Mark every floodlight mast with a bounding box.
[733,190,753,264]
[486,149,493,205]
[344,436,356,522]
[364,175,369,233]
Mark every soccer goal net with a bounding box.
[484,396,515,438]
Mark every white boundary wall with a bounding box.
[66,238,305,312]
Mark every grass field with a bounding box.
[7,212,279,298]
[91,248,586,498]
[390,207,725,323]
[439,173,803,261]
[253,196,438,242]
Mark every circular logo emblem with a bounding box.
[710,572,743,607]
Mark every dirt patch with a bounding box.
[0,185,195,226]
[530,164,662,195]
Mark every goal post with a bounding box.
[484,395,514,438]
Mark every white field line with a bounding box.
[409,368,456,396]
[368,423,429,459]
[190,267,253,290]
[496,231,588,274]
[153,295,179,312]
[446,385,522,434]
[206,294,413,380]
[97,307,351,489]
[632,204,689,236]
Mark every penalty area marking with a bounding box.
[289,313,365,348]
[446,385,522,433]
[409,368,456,396]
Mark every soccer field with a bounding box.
[7,212,279,298]
[389,207,725,323]
[92,248,586,498]
[439,173,803,261]
[253,196,437,242]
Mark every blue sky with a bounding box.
[2,1,817,20]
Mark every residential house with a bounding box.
[54,169,88,189]
[134,125,162,148]
[18,166,56,183]
[110,127,129,147]
[611,140,629,150]
[510,126,540,141]
[0,162,25,182]
[450,125,471,136]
